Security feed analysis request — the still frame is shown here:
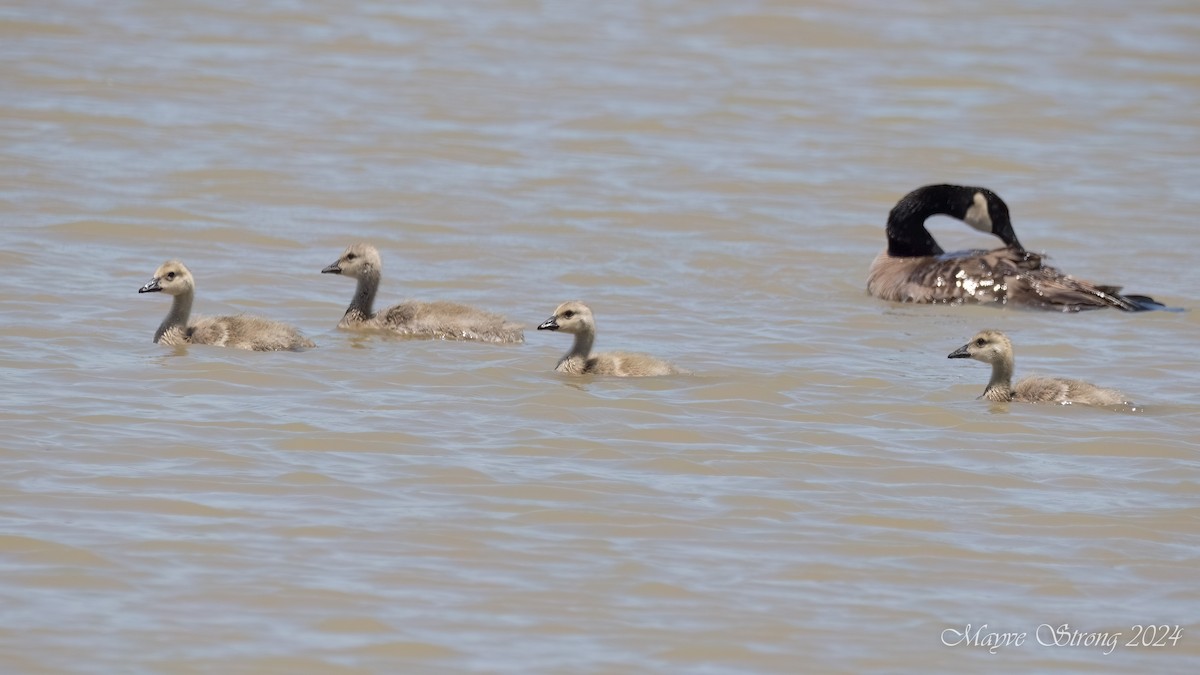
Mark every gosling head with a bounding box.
[948,329,1013,365]
[139,260,194,296]
[537,301,594,334]
[322,243,382,279]
[959,186,1022,251]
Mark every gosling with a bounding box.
[537,301,683,377]
[321,243,523,343]
[948,329,1127,405]
[138,260,315,351]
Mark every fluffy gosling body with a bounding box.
[948,329,1127,406]
[321,243,523,343]
[537,301,682,377]
[138,260,315,351]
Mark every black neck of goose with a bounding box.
[886,186,969,257]
[347,271,379,321]
[887,184,1025,256]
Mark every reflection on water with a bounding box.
[2,0,1199,672]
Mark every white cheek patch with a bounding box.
[963,192,993,233]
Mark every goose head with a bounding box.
[948,329,1013,365]
[537,301,594,334]
[322,243,382,279]
[959,187,1021,251]
[139,260,194,296]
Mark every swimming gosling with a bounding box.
[320,243,523,343]
[868,184,1161,311]
[537,301,683,377]
[948,329,1127,405]
[138,260,315,351]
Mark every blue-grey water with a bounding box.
[2,1,1198,673]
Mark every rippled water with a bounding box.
[3,0,1199,672]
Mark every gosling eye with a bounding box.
[974,338,986,347]
[166,271,176,280]
[562,310,575,319]
[345,253,357,261]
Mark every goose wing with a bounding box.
[870,247,1162,311]
[378,301,524,342]
[189,315,314,351]
[868,247,1035,305]
[1004,258,1160,312]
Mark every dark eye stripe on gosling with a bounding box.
[321,242,523,343]
[948,329,1128,406]
[867,184,1163,312]
[537,301,683,377]
[138,260,315,351]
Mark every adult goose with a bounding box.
[537,301,683,377]
[138,260,315,351]
[321,243,524,343]
[948,329,1128,406]
[867,184,1161,311]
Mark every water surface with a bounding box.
[2,1,1198,672]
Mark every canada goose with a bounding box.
[138,260,315,351]
[537,301,683,377]
[867,184,1161,311]
[948,329,1128,405]
[321,243,524,343]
